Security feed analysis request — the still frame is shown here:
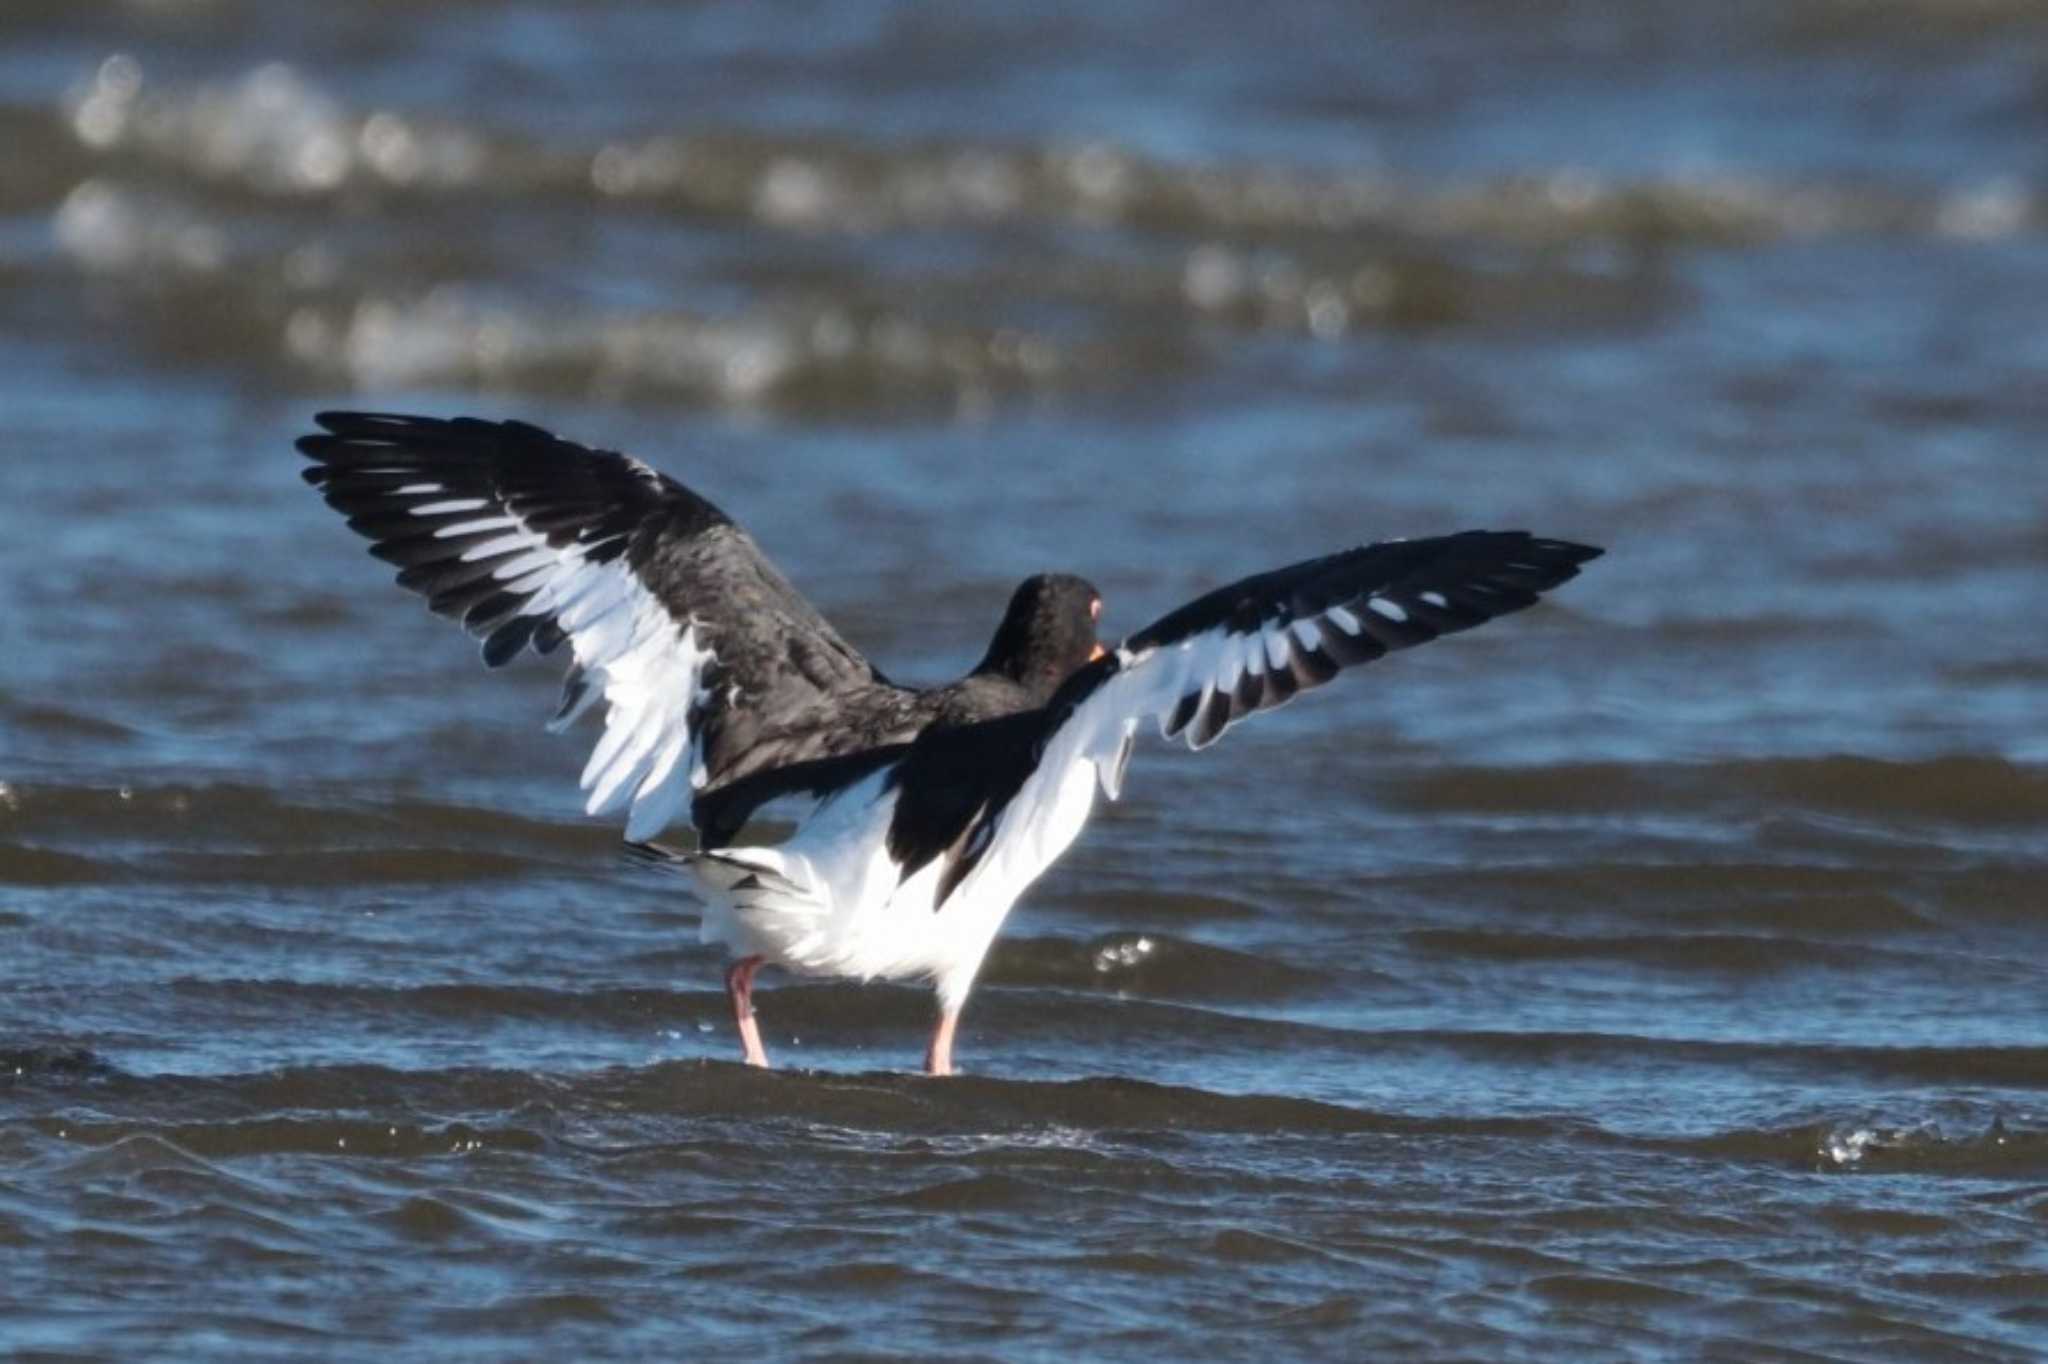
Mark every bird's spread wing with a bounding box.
[897,531,1602,906]
[298,412,885,839]
[1094,530,1603,759]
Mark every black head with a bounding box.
[973,572,1104,696]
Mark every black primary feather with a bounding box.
[299,412,1114,828]
[874,530,1602,910]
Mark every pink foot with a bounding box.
[724,955,769,1068]
[925,1006,960,1077]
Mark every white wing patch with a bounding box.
[923,624,1304,921]
[395,493,716,842]
[304,414,909,848]
[1140,589,1447,751]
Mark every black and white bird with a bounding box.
[299,412,1601,1075]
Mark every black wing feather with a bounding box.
[298,411,895,805]
[1131,531,1601,748]
[885,531,1602,910]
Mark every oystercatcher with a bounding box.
[299,412,1600,1075]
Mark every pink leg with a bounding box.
[724,955,769,1068]
[925,1005,961,1077]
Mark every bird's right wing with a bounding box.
[895,532,1602,907]
[1082,530,1604,770]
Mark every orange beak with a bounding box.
[1089,642,1107,662]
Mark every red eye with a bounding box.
[1090,597,1102,621]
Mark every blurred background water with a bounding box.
[3,2,2047,1360]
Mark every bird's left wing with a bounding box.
[297,412,888,840]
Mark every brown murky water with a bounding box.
[5,2,2048,1359]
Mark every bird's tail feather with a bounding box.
[621,839,691,871]
[689,848,810,902]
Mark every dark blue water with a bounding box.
[5,3,2048,1359]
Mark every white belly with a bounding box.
[693,757,1101,1010]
